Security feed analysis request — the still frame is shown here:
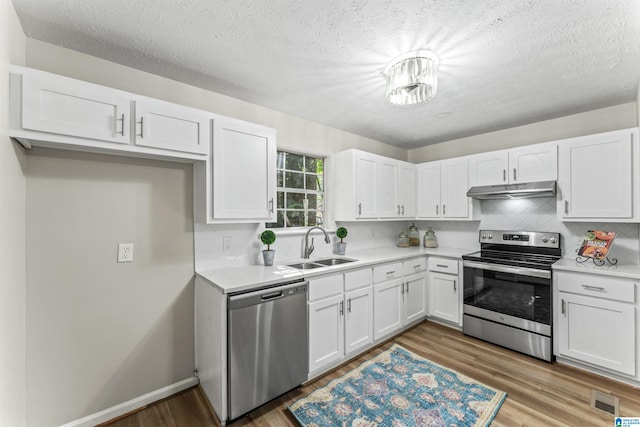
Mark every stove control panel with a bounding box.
[479,230,561,248]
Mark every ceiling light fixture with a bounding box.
[384,51,439,106]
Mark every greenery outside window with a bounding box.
[266,151,325,229]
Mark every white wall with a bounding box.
[408,102,638,162]
[25,149,195,426]
[0,0,26,425]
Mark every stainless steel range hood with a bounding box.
[466,180,557,200]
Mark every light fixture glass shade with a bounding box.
[385,52,439,106]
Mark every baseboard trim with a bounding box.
[60,377,199,427]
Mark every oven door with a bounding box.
[463,261,551,336]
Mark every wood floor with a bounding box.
[102,321,640,426]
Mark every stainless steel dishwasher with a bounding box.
[227,279,308,420]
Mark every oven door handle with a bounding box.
[463,260,551,279]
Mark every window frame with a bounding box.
[266,150,328,231]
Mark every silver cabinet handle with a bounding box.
[436,264,448,268]
[117,113,125,136]
[268,198,274,213]
[561,299,566,315]
[386,270,396,276]
[414,264,421,269]
[582,285,606,292]
[453,280,457,292]
[401,205,405,215]
[564,200,569,214]
[358,203,362,216]
[405,282,409,294]
[513,168,517,181]
[436,205,439,215]
[503,169,506,181]
[401,282,404,294]
[339,301,344,316]
[347,298,351,313]
[443,204,446,216]
[137,116,144,138]
[397,204,401,215]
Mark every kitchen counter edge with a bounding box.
[196,246,473,294]
[553,258,640,280]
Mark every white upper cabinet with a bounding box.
[509,143,557,183]
[468,143,557,186]
[468,150,509,186]
[377,157,399,218]
[134,99,210,154]
[196,115,276,223]
[333,149,415,221]
[397,161,416,218]
[11,66,211,161]
[417,157,476,220]
[557,128,639,221]
[19,67,131,145]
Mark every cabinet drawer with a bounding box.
[345,268,372,292]
[373,262,403,283]
[403,257,427,276]
[428,257,459,275]
[308,274,344,301]
[555,271,635,303]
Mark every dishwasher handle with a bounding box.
[261,291,284,301]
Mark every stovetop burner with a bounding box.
[462,230,562,270]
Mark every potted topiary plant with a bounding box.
[260,230,277,266]
[336,226,348,255]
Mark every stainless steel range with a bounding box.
[462,230,561,361]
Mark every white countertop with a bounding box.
[553,258,640,280]
[196,245,473,294]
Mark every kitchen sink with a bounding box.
[286,262,327,270]
[286,257,357,270]
[314,257,357,266]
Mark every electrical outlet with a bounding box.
[223,236,232,252]
[118,243,134,263]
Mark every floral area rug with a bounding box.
[289,344,506,427]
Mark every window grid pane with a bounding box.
[268,151,325,229]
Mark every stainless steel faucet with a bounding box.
[303,226,331,259]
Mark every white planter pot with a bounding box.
[336,242,347,255]
[262,250,275,266]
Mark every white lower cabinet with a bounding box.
[308,269,373,374]
[427,257,462,326]
[554,271,637,378]
[373,257,427,340]
[309,293,344,372]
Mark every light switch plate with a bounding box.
[118,243,134,263]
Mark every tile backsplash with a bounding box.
[195,197,640,270]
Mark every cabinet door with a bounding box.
[344,287,373,354]
[398,161,416,218]
[441,158,469,218]
[373,279,404,339]
[134,99,210,154]
[417,162,441,218]
[428,272,460,324]
[509,143,557,183]
[211,116,276,220]
[468,150,509,186]
[308,295,345,372]
[355,152,378,218]
[558,130,633,219]
[377,158,399,218]
[21,69,130,145]
[403,275,426,324]
[558,292,635,376]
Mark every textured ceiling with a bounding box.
[11,0,640,149]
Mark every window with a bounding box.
[266,151,325,229]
